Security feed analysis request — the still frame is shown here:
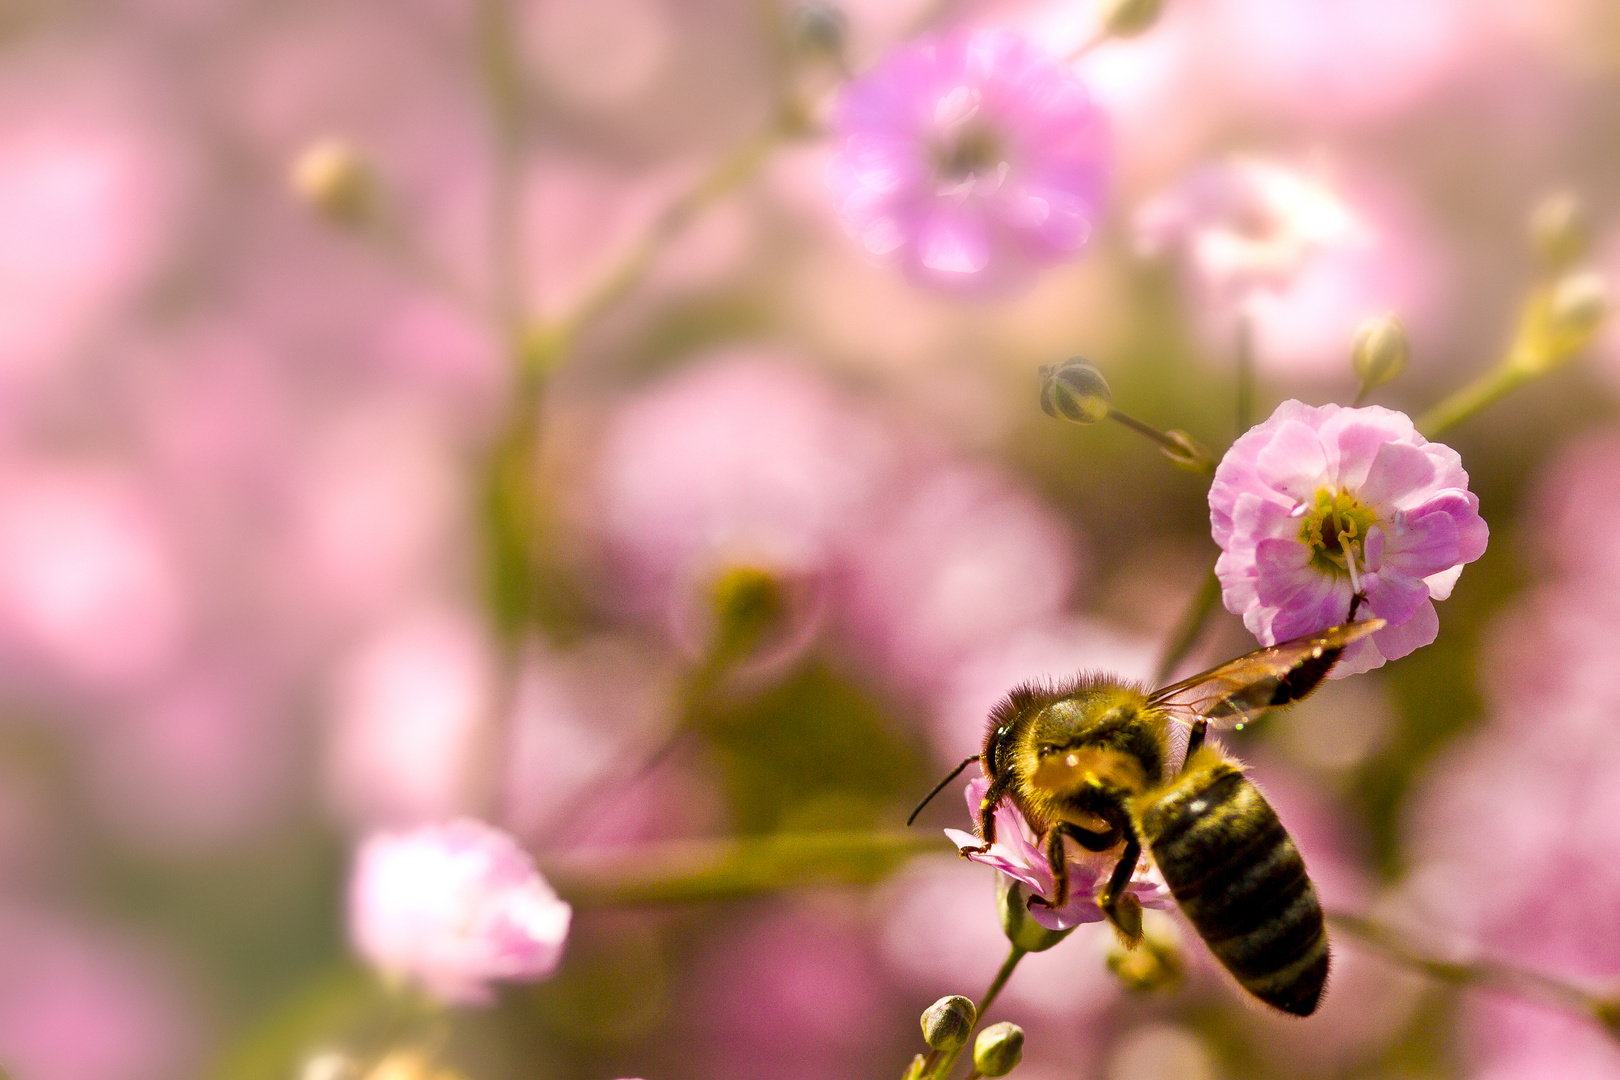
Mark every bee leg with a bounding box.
[1027,828,1072,910]
[1063,821,1122,852]
[1097,833,1144,947]
[958,774,1011,857]
[1183,718,1207,765]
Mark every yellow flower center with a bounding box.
[1299,488,1377,582]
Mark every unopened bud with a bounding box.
[708,565,790,662]
[921,995,977,1052]
[1530,191,1589,269]
[1040,357,1113,424]
[1549,271,1608,344]
[1594,997,1620,1037]
[973,1022,1025,1077]
[1100,0,1165,37]
[997,875,1073,953]
[1159,430,1215,474]
[790,1,849,57]
[1106,912,1185,994]
[1351,313,1409,390]
[291,138,378,226]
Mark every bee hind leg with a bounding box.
[1097,835,1144,947]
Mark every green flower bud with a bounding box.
[1530,191,1589,270]
[1549,271,1608,345]
[708,565,791,662]
[1158,430,1215,474]
[1351,313,1409,391]
[790,1,849,57]
[291,138,378,226]
[997,875,1074,953]
[973,1022,1025,1078]
[1106,912,1185,994]
[1100,0,1165,37]
[1040,357,1113,425]
[921,995,977,1052]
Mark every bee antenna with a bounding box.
[906,756,981,826]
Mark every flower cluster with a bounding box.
[1209,401,1487,673]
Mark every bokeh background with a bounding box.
[5,0,1620,1078]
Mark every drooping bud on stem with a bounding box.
[921,995,977,1052]
[1351,313,1409,394]
[1156,429,1216,474]
[997,875,1073,952]
[1039,357,1113,424]
[291,138,379,227]
[1548,271,1608,346]
[972,1022,1025,1078]
[1099,0,1165,37]
[1530,191,1589,270]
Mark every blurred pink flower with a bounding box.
[946,776,1170,932]
[692,901,890,1080]
[1210,401,1487,674]
[0,909,200,1080]
[325,606,494,829]
[0,464,187,694]
[349,818,572,1005]
[838,461,1084,695]
[595,352,892,659]
[828,27,1108,294]
[1137,158,1446,379]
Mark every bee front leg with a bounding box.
[958,775,1011,857]
[1097,833,1144,947]
[1027,828,1071,911]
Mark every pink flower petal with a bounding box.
[1370,597,1439,662]
[1356,439,1439,511]
[1255,420,1329,500]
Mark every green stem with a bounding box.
[475,0,528,346]
[541,831,939,906]
[1415,363,1530,440]
[553,121,793,340]
[927,945,1028,1080]
[1153,567,1222,686]
[1327,911,1620,1039]
[1235,309,1254,434]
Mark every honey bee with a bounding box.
[910,619,1385,1016]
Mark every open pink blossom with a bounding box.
[828,27,1108,294]
[348,819,572,1005]
[945,777,1169,932]
[1210,402,1487,675]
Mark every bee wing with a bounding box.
[1148,619,1386,728]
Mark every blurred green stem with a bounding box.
[475,0,528,345]
[924,945,1028,1080]
[541,830,939,905]
[1417,280,1603,439]
[1153,568,1222,685]
[1328,911,1620,1040]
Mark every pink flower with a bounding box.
[945,777,1170,932]
[348,819,572,1005]
[1209,402,1488,675]
[828,28,1108,294]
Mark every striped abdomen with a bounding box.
[1132,754,1328,1016]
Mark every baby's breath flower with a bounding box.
[827,28,1108,294]
[1209,402,1488,675]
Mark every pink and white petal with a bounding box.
[1382,507,1461,579]
[1268,572,1356,641]
[1423,564,1464,601]
[1356,440,1439,511]
[916,207,990,275]
[1371,598,1440,662]
[1319,406,1416,488]
[1027,890,1106,931]
[1254,537,1318,607]
[1363,570,1430,627]
[1231,491,1297,542]
[1255,421,1330,501]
